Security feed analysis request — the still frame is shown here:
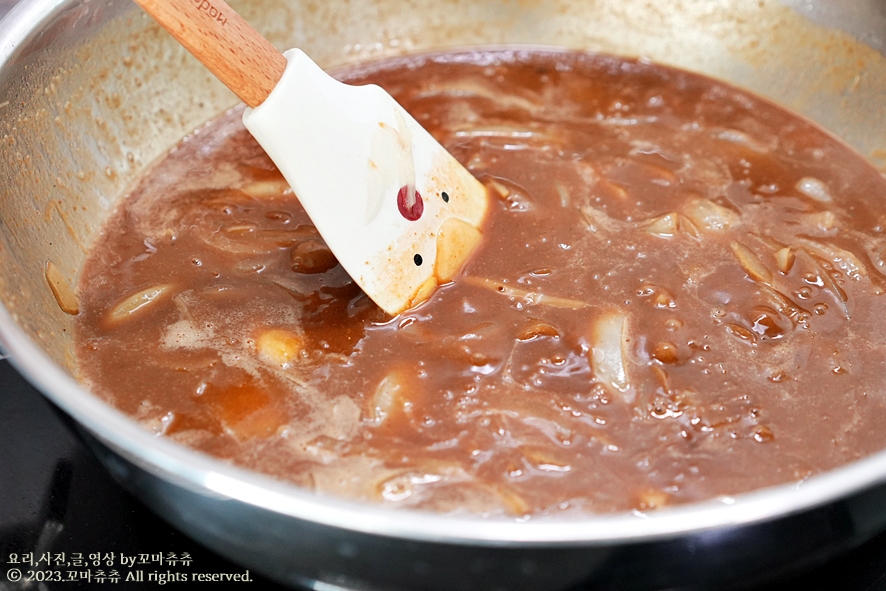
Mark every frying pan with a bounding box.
[0,0,885,588]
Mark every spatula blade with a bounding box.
[244,49,489,315]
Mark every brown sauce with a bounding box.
[74,49,886,517]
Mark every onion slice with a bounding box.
[590,312,630,393]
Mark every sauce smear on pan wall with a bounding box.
[75,49,886,516]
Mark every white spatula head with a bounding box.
[244,49,489,315]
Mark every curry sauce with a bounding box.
[75,50,886,516]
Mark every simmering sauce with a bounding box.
[75,50,886,516]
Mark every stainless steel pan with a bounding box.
[1,0,885,588]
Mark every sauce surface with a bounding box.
[75,50,886,516]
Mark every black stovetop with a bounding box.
[2,359,886,591]
[0,359,284,590]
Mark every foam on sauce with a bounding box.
[75,49,886,516]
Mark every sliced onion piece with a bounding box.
[463,276,587,309]
[682,198,739,232]
[107,284,174,326]
[491,483,531,517]
[598,179,629,201]
[516,319,561,341]
[775,247,795,274]
[367,369,410,425]
[644,212,679,237]
[203,225,320,255]
[794,237,867,280]
[238,178,291,199]
[731,242,773,286]
[485,178,510,199]
[579,205,623,234]
[677,214,701,239]
[637,161,678,186]
[590,312,630,393]
[795,177,833,203]
[799,210,837,233]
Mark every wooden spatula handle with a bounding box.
[132,0,287,107]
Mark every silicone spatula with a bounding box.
[132,0,490,315]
